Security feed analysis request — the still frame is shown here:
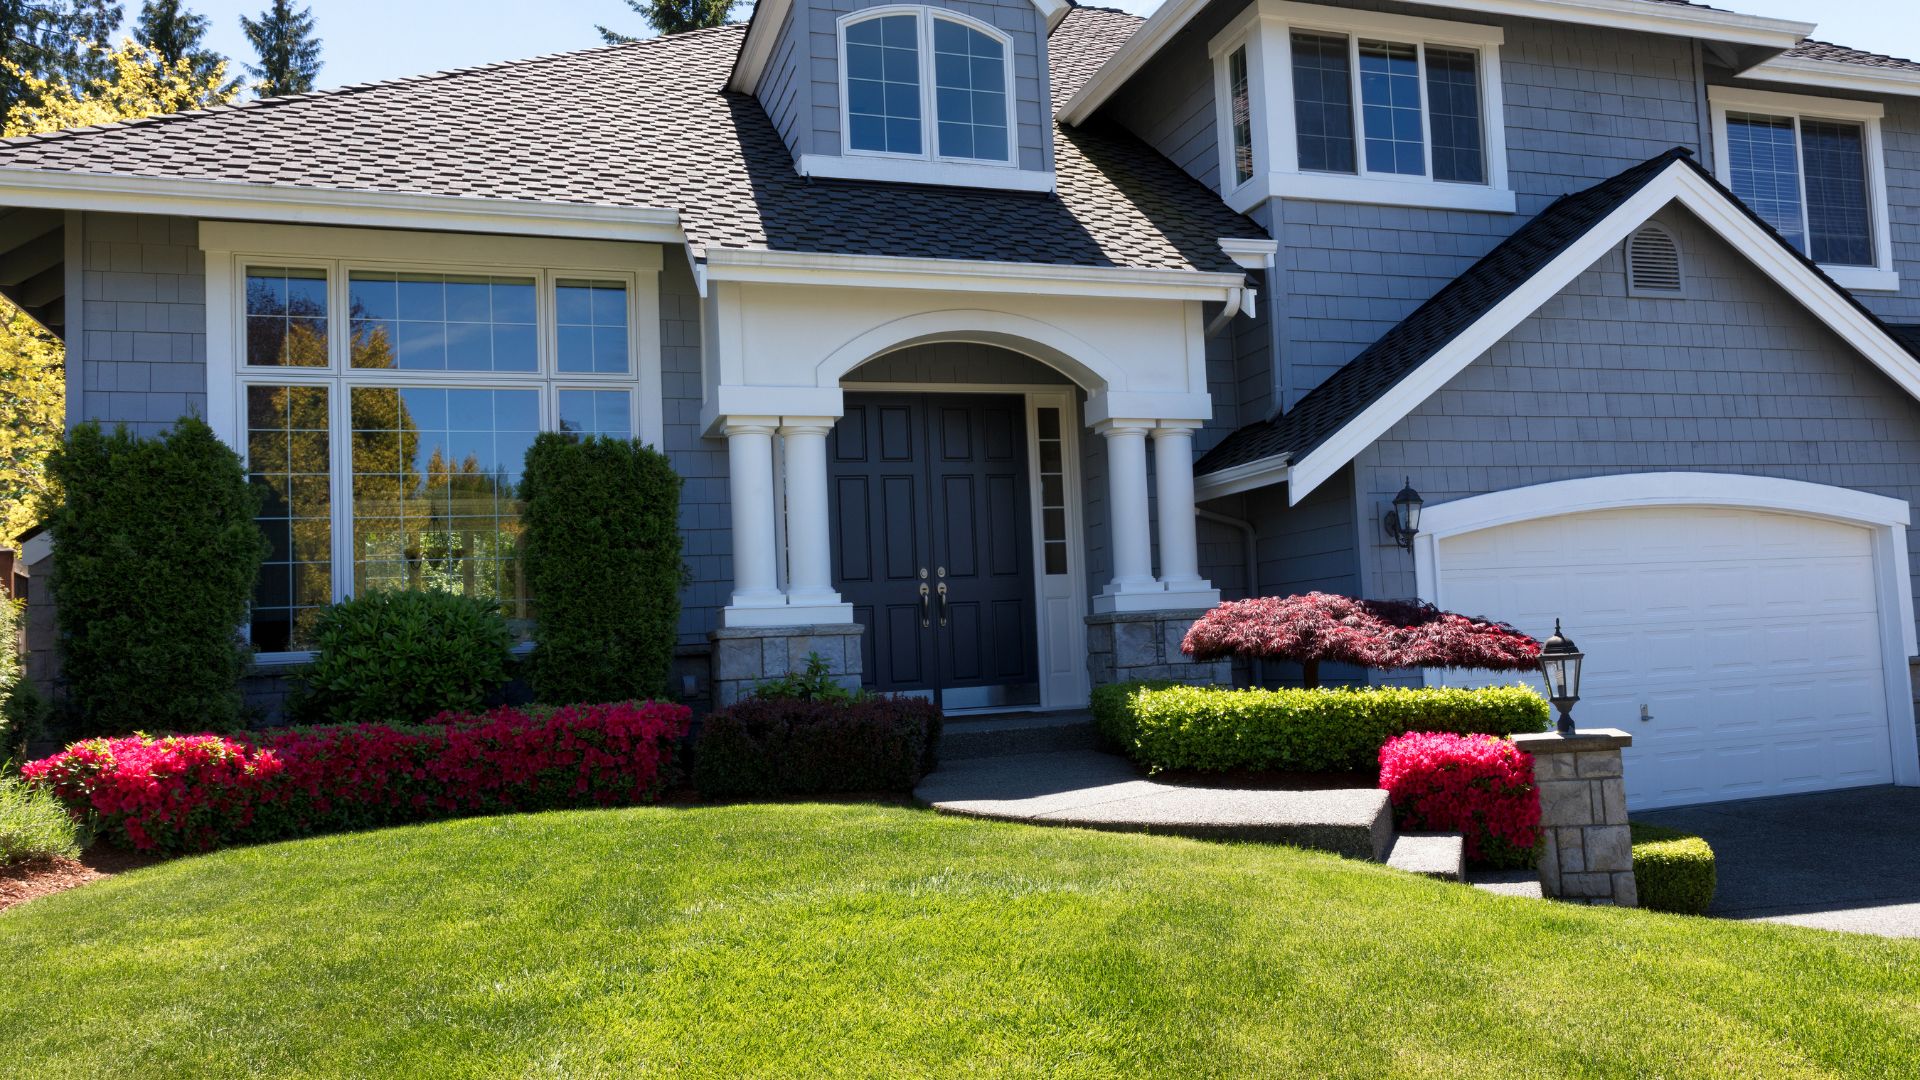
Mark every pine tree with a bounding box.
[239,0,320,98]
[131,0,228,90]
[596,0,737,43]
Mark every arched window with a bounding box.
[841,7,1012,165]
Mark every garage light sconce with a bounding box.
[1383,479,1423,550]
[1537,621,1584,736]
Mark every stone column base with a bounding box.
[1085,609,1230,688]
[1513,729,1638,907]
[709,623,864,708]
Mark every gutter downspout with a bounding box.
[1195,505,1264,687]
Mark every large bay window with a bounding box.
[206,225,662,657]
[1709,86,1897,293]
[1210,1,1511,214]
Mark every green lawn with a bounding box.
[2,804,1915,1078]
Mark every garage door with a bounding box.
[1437,505,1894,809]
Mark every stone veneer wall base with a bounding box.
[709,622,865,707]
[1085,609,1230,688]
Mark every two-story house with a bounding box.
[2,0,1918,811]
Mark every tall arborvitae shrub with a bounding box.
[519,433,683,703]
[46,418,268,734]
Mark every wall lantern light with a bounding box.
[1384,479,1423,550]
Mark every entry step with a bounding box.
[941,711,1100,761]
[1383,833,1466,882]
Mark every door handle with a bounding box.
[937,582,949,627]
[919,582,931,627]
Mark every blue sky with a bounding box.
[161,0,1920,90]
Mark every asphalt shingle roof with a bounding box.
[1782,39,1920,73]
[0,8,1260,274]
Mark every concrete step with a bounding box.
[915,749,1394,860]
[1470,870,1546,899]
[940,711,1100,761]
[1383,833,1466,882]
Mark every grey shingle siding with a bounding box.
[1350,205,1920,633]
[761,1,810,160]
[659,253,731,647]
[1864,94,1920,324]
[75,212,207,436]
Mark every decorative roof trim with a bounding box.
[1262,159,1920,503]
[1060,0,1813,125]
[0,167,685,243]
[696,246,1250,300]
[1745,54,1920,98]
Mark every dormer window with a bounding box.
[841,7,1012,166]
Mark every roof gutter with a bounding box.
[1744,55,1920,98]
[0,168,685,244]
[1194,451,1291,500]
[699,246,1250,302]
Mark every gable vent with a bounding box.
[1627,225,1683,295]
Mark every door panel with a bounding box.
[831,399,935,695]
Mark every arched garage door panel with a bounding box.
[1437,506,1893,810]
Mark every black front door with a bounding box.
[830,393,1040,709]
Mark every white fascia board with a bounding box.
[699,247,1248,301]
[0,168,684,244]
[1194,452,1291,500]
[1284,159,1920,504]
[1059,0,1811,125]
[728,0,793,93]
[1745,56,1920,99]
[1219,237,1277,271]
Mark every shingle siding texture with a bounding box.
[659,253,732,647]
[76,212,207,435]
[1350,205,1920,630]
[1862,94,1920,324]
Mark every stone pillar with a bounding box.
[778,417,841,609]
[1094,420,1161,611]
[1149,421,1218,607]
[722,417,785,620]
[1513,729,1638,907]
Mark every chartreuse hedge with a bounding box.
[1631,822,1718,915]
[519,433,683,704]
[1093,681,1550,774]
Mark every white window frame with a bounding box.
[1209,0,1512,215]
[836,5,1017,168]
[1708,85,1898,293]
[200,223,665,663]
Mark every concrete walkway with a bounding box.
[1637,786,1920,938]
[914,749,1394,860]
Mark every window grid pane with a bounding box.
[933,18,1008,162]
[350,386,536,634]
[1358,39,1424,176]
[1036,407,1068,576]
[1424,46,1483,184]
[846,14,922,155]
[1291,31,1355,174]
[1800,118,1873,267]
[247,384,332,651]
[1229,46,1254,185]
[558,389,634,440]
[244,267,329,367]
[348,271,538,372]
[1726,112,1807,253]
[555,279,631,374]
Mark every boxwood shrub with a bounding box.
[291,590,514,726]
[693,695,942,798]
[1631,822,1718,915]
[1093,681,1549,774]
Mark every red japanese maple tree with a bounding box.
[1181,592,1542,689]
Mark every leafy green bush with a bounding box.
[46,418,268,735]
[291,590,514,726]
[754,652,862,703]
[0,597,45,762]
[1096,681,1550,774]
[1631,822,1717,915]
[0,775,83,865]
[694,695,942,798]
[519,433,683,705]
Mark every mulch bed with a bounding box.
[0,846,162,913]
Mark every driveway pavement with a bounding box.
[1636,786,1920,938]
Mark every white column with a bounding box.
[723,416,785,620]
[1152,421,1220,607]
[779,417,843,609]
[1095,419,1162,611]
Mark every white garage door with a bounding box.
[1437,505,1894,810]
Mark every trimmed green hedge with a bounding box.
[1631,822,1718,915]
[1092,681,1550,774]
[290,589,515,726]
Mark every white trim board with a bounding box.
[696,247,1250,302]
[1258,158,1920,504]
[1746,55,1920,100]
[1410,472,1920,789]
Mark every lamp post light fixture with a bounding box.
[1538,619,1585,736]
[1383,479,1424,550]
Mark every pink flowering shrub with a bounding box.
[1378,732,1540,869]
[22,700,691,854]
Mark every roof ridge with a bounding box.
[0,24,749,151]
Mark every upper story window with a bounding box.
[1709,86,1897,293]
[1210,1,1512,215]
[841,7,1012,166]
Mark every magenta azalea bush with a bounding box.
[1378,731,1541,869]
[1182,592,1541,687]
[23,700,691,854]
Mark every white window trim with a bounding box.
[1708,85,1899,292]
[837,6,1018,169]
[1209,0,1513,215]
[201,222,665,663]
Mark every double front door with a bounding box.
[829,393,1041,709]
